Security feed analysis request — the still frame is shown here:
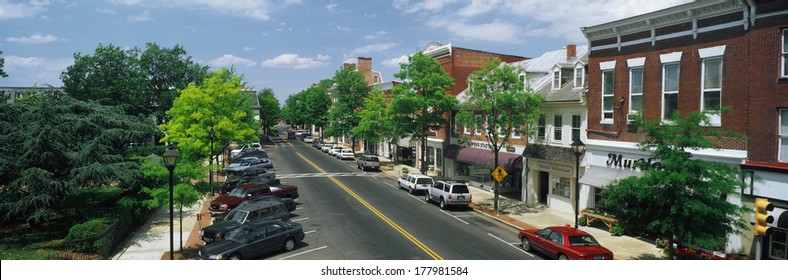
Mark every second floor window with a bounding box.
[552,70,561,89]
[572,115,581,142]
[574,66,585,88]
[781,109,788,162]
[602,70,614,121]
[553,115,563,142]
[474,114,483,135]
[538,114,546,141]
[783,29,787,77]
[629,67,643,119]
[702,57,722,113]
[662,63,680,121]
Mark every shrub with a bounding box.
[609,224,624,236]
[578,217,587,226]
[65,217,114,252]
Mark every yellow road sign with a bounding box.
[491,166,507,182]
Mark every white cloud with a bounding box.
[242,46,254,51]
[457,0,499,17]
[183,0,274,21]
[325,3,338,12]
[96,8,118,14]
[5,34,58,44]
[3,56,74,85]
[364,31,387,40]
[393,0,458,13]
[209,54,257,68]
[0,0,50,19]
[262,54,329,69]
[108,0,143,5]
[353,43,398,54]
[382,55,409,68]
[128,10,153,21]
[428,17,521,43]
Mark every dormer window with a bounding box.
[574,65,585,88]
[552,70,561,90]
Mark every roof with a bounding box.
[522,144,585,163]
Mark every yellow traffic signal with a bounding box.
[754,198,774,236]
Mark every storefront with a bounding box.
[522,144,584,214]
[740,162,788,259]
[444,143,523,196]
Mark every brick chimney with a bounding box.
[566,44,577,61]
[357,57,375,84]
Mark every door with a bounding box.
[539,171,549,204]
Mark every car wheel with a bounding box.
[425,192,431,202]
[440,198,447,209]
[408,186,413,194]
[228,253,242,260]
[283,237,297,252]
[558,254,569,260]
[521,237,532,252]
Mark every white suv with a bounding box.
[425,181,472,209]
[397,174,433,195]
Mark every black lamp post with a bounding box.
[209,128,215,196]
[571,139,585,229]
[162,144,179,260]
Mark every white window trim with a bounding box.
[698,45,726,59]
[661,63,680,122]
[553,114,563,143]
[552,68,561,90]
[600,61,616,70]
[780,109,788,163]
[701,56,723,126]
[601,69,614,124]
[571,114,581,142]
[627,57,645,68]
[659,51,683,64]
[782,29,788,78]
[629,67,644,121]
[537,114,546,142]
[574,66,585,88]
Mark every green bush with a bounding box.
[126,145,167,158]
[116,196,146,225]
[609,224,624,236]
[65,217,114,252]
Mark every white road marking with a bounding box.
[278,245,327,260]
[304,230,317,234]
[292,217,310,222]
[439,209,470,225]
[487,233,534,257]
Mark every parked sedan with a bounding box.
[336,148,355,160]
[518,226,614,260]
[199,220,305,260]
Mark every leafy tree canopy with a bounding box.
[352,88,395,144]
[600,111,749,256]
[0,50,7,78]
[159,68,257,162]
[325,66,369,140]
[302,85,331,133]
[0,91,154,224]
[257,88,281,137]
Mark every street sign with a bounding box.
[491,166,508,182]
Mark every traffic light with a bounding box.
[754,198,774,236]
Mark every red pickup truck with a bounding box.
[209,182,298,215]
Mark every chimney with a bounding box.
[358,57,372,73]
[566,44,576,61]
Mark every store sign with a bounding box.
[606,153,662,170]
[533,161,574,177]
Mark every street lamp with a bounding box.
[162,144,179,260]
[209,128,215,196]
[571,139,585,229]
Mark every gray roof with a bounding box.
[537,78,585,103]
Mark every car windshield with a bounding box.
[568,235,601,246]
[224,210,249,223]
[228,188,247,198]
[224,227,253,243]
[451,185,469,194]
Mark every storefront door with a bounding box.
[539,171,549,204]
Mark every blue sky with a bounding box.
[0,0,691,103]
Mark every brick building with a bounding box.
[581,0,788,259]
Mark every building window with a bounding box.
[537,114,546,141]
[572,115,581,141]
[553,115,562,142]
[520,74,529,90]
[574,66,585,88]
[629,67,643,120]
[780,109,788,162]
[373,76,379,84]
[552,177,571,198]
[770,230,788,260]
[453,113,462,134]
[474,114,483,135]
[783,29,788,77]
[702,57,722,125]
[602,70,614,121]
[662,63,680,121]
[552,70,560,89]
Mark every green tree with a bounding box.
[0,50,8,78]
[159,68,258,162]
[302,85,331,139]
[281,93,305,129]
[600,111,749,259]
[141,182,201,252]
[0,91,154,224]
[257,88,281,138]
[457,58,544,212]
[326,66,369,151]
[61,43,208,122]
[390,52,456,173]
[352,88,395,151]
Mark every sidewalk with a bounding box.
[381,163,666,260]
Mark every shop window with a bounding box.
[770,230,787,260]
[552,177,570,198]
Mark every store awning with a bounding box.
[445,144,522,171]
[578,166,642,188]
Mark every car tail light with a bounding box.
[448,194,452,199]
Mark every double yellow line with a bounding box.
[294,150,443,260]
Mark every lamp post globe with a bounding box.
[571,139,585,229]
[162,144,179,260]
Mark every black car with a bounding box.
[199,220,305,260]
[201,201,291,243]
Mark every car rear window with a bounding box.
[451,184,469,194]
[365,156,379,162]
[415,178,433,185]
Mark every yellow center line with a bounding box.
[295,151,443,260]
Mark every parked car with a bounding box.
[223,158,274,176]
[398,174,434,194]
[240,195,296,212]
[425,180,471,209]
[518,226,614,260]
[329,145,343,156]
[209,182,298,215]
[303,136,313,143]
[222,175,281,195]
[249,143,265,151]
[356,154,380,171]
[321,143,335,153]
[336,148,355,160]
[201,200,290,243]
[198,219,305,260]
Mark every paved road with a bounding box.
[258,139,539,260]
